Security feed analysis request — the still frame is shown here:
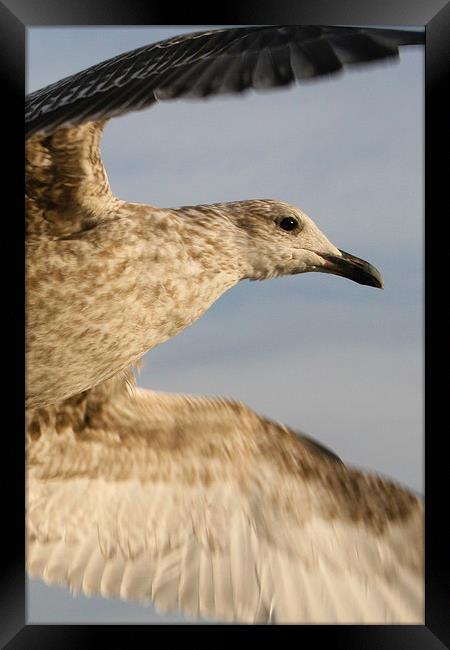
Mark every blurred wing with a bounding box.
[26,26,424,139]
[27,385,424,623]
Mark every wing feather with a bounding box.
[151,547,183,611]
[26,26,423,237]
[66,534,99,594]
[28,477,423,623]
[198,546,215,619]
[178,538,201,619]
[81,545,107,596]
[100,555,126,599]
[26,26,424,139]
[27,385,424,623]
[210,551,234,622]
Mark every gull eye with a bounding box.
[279,216,299,232]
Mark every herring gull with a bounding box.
[26,26,424,623]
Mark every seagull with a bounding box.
[26,26,424,623]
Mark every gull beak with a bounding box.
[318,249,384,289]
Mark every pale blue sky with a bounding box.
[27,26,424,624]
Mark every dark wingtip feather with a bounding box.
[26,26,424,139]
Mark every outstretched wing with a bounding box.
[27,382,423,623]
[25,26,423,236]
[26,26,423,139]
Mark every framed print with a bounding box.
[2,1,448,647]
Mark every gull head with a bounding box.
[224,199,383,288]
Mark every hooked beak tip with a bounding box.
[318,249,384,289]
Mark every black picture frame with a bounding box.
[2,0,448,647]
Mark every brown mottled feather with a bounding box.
[26,121,115,239]
[27,376,423,623]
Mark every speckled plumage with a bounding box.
[26,126,349,409]
[26,26,424,623]
[27,374,423,623]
